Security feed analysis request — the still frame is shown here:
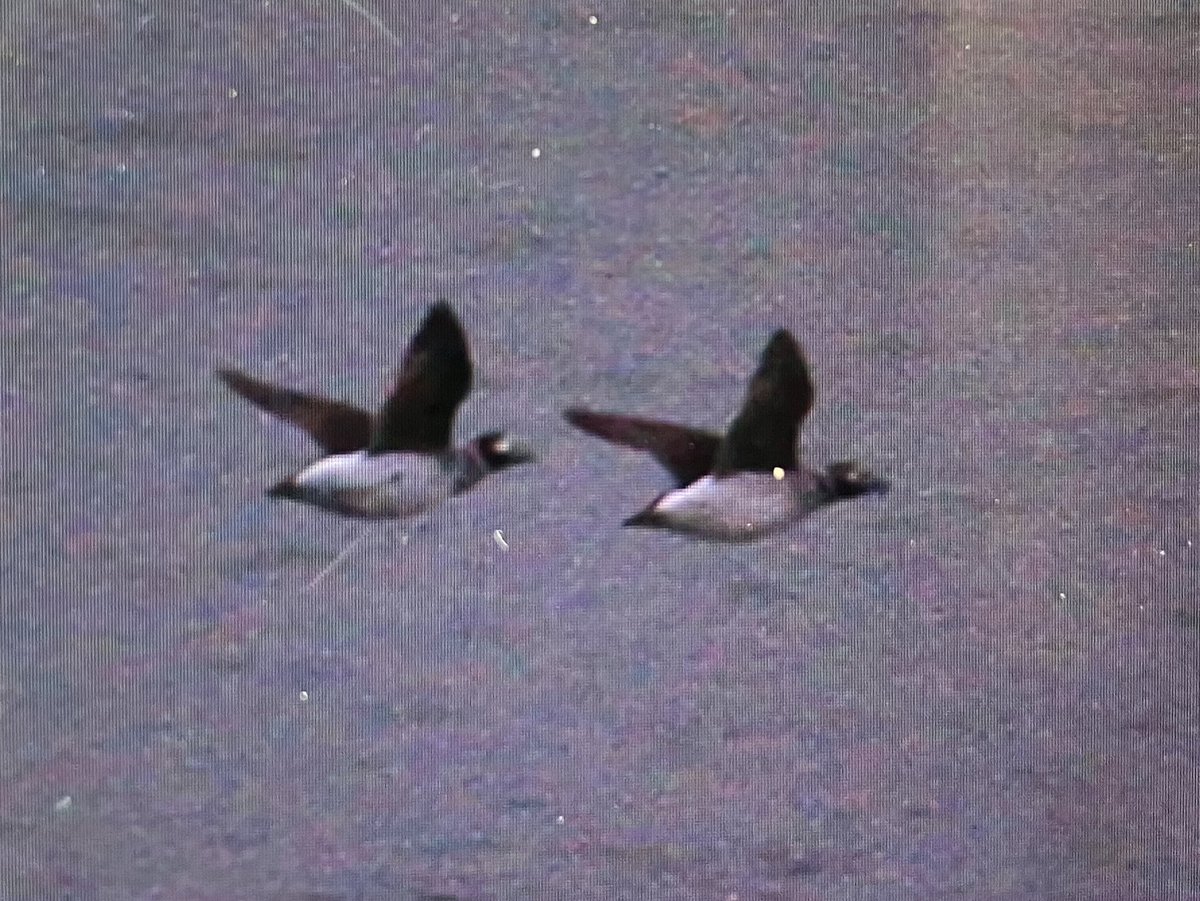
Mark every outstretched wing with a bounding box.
[217,369,373,455]
[370,302,473,454]
[711,329,813,477]
[564,408,721,488]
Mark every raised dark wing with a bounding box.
[564,408,721,487]
[711,329,813,477]
[369,302,473,454]
[217,368,373,455]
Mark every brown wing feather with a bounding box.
[711,330,813,477]
[564,408,721,487]
[217,368,373,455]
[369,302,472,454]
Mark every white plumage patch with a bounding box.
[649,473,823,541]
[292,451,455,519]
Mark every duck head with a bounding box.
[824,461,890,500]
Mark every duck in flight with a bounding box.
[218,302,533,519]
[564,329,888,541]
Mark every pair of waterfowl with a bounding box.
[218,303,888,542]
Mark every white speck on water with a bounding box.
[1158,549,1166,556]
[450,12,460,23]
[531,147,542,158]
[964,43,972,50]
[587,14,598,25]
[299,690,309,701]
[1058,592,1067,600]
[54,795,72,813]
[772,467,785,480]
[493,530,509,551]
[227,88,238,99]
[556,814,565,824]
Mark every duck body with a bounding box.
[625,471,833,542]
[218,303,532,520]
[272,450,457,520]
[565,329,888,542]
[268,435,523,520]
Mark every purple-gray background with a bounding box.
[3,2,1197,899]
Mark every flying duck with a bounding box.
[218,302,533,519]
[564,329,888,541]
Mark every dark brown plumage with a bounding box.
[217,302,472,457]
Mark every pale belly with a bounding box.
[652,473,824,541]
[292,451,456,519]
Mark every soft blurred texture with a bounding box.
[2,1,1196,898]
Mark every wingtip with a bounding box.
[215,367,256,396]
[412,301,469,353]
[564,407,614,433]
[410,302,464,345]
[756,329,809,393]
[764,328,802,359]
[424,300,459,325]
[370,299,472,454]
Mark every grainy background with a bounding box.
[2,1,1197,899]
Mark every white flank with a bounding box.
[294,451,454,519]
[652,473,817,540]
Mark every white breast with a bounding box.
[293,451,455,519]
[653,473,821,540]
